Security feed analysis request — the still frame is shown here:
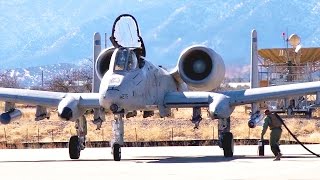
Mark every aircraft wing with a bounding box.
[223,81,320,106]
[164,91,213,108]
[164,81,320,118]
[0,88,100,108]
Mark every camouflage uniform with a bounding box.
[261,113,283,158]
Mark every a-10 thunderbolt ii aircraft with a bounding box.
[1,14,320,161]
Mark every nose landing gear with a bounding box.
[111,114,124,161]
[112,143,121,161]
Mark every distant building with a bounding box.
[227,82,250,88]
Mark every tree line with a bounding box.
[0,59,93,93]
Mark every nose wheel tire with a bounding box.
[222,132,234,157]
[112,144,121,161]
[69,135,81,159]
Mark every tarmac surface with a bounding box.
[0,144,320,179]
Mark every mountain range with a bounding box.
[0,62,92,88]
[1,0,320,84]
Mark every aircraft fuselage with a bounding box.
[99,60,177,113]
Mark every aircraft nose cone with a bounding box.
[59,107,72,120]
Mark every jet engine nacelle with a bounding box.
[0,109,22,124]
[176,45,225,91]
[95,47,116,80]
[58,95,82,121]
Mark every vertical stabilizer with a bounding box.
[93,32,101,93]
[250,29,259,113]
[93,33,103,125]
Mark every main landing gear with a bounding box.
[67,111,125,161]
[68,115,87,159]
[69,135,81,159]
[192,107,234,157]
[218,117,234,157]
[68,112,233,159]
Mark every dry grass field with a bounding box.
[0,102,320,144]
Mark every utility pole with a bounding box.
[41,70,44,88]
[105,32,107,48]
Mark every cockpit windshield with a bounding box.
[114,48,138,71]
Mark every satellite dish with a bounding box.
[289,34,301,47]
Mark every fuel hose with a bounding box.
[274,113,320,157]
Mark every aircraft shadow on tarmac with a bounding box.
[144,154,318,163]
[0,159,113,163]
[0,154,316,163]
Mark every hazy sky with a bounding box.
[1,0,319,69]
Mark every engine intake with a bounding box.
[182,49,212,81]
[175,45,225,91]
[95,47,116,79]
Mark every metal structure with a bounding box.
[258,34,320,117]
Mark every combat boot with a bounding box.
[273,152,282,161]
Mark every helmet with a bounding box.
[264,109,270,115]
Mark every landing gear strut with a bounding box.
[111,114,124,161]
[68,115,87,159]
[218,117,234,157]
[93,107,105,130]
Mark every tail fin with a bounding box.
[93,32,101,93]
[250,29,259,113]
[92,33,104,124]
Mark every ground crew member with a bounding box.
[261,109,283,161]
